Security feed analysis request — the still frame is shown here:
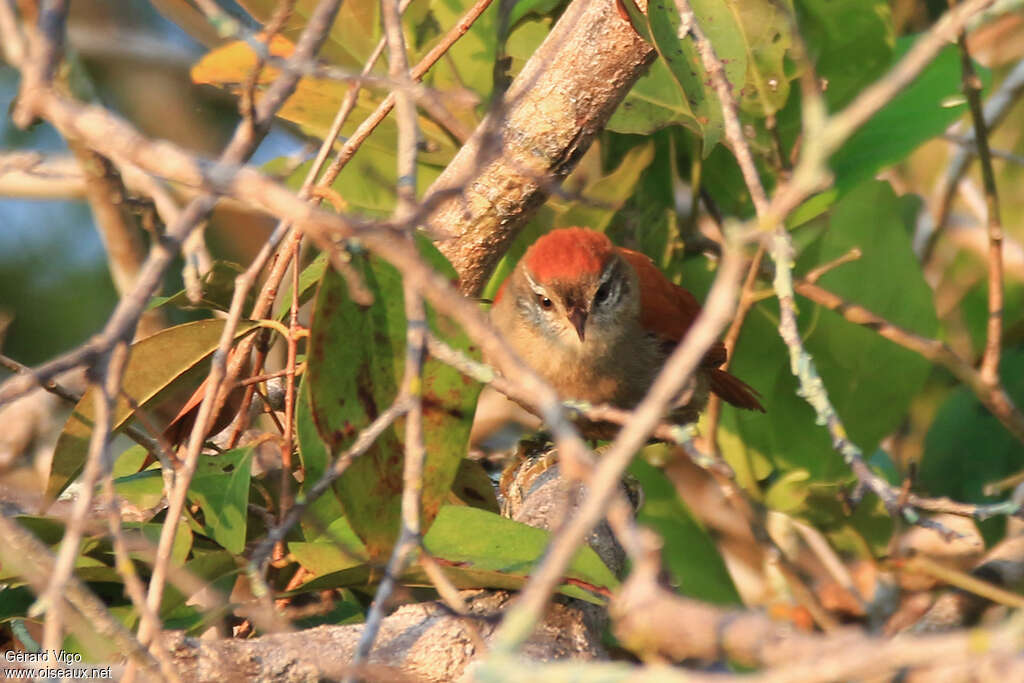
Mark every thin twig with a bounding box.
[136,0,348,653]
[923,57,1024,258]
[900,554,1024,610]
[422,334,723,473]
[0,515,161,676]
[0,0,27,66]
[279,249,300,524]
[794,278,1024,447]
[249,397,411,571]
[704,243,766,454]
[768,0,997,224]
[954,25,1005,387]
[41,341,130,654]
[347,3,422,668]
[943,133,1024,167]
[348,285,428,679]
[100,469,182,683]
[11,0,68,128]
[679,0,1015,530]
[673,0,768,216]
[323,0,494,183]
[68,143,164,338]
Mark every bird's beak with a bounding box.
[567,307,587,342]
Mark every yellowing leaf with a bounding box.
[191,35,349,140]
[191,35,459,162]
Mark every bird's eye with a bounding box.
[537,295,553,310]
[594,282,612,306]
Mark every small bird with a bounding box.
[472,227,762,447]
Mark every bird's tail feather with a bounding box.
[709,368,765,412]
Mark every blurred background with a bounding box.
[0,0,302,367]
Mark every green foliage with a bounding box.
[920,348,1024,509]
[704,180,937,549]
[794,0,894,110]
[290,505,619,605]
[799,181,938,456]
[48,319,259,499]
[630,459,741,605]
[828,42,986,198]
[7,0,1024,657]
[148,261,250,314]
[306,237,481,560]
[187,446,255,554]
[614,0,798,147]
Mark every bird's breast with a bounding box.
[504,322,663,408]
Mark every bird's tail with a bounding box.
[708,368,766,412]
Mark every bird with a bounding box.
[471,227,763,448]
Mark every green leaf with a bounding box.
[798,180,938,457]
[124,522,193,567]
[508,0,566,27]
[268,151,444,219]
[424,506,619,603]
[629,459,741,604]
[0,587,33,623]
[236,0,380,70]
[613,0,795,140]
[764,469,812,513]
[307,238,481,559]
[423,0,501,100]
[609,58,706,136]
[112,470,164,511]
[291,506,619,604]
[920,348,1024,509]
[707,290,835,480]
[160,551,239,617]
[186,446,254,554]
[830,42,983,193]
[648,0,747,149]
[449,458,500,513]
[148,261,249,314]
[112,444,151,479]
[293,589,365,628]
[794,0,893,110]
[554,142,656,232]
[789,40,988,227]
[48,319,258,499]
[289,516,368,576]
[730,0,797,116]
[295,376,349,538]
[192,26,458,164]
[711,180,936,486]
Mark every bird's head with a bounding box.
[506,227,639,347]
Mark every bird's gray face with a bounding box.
[518,256,632,349]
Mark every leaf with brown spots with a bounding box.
[306,238,481,560]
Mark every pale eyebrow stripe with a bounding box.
[524,269,548,297]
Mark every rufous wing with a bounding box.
[618,246,765,412]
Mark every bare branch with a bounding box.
[954,28,1005,387]
[923,57,1024,257]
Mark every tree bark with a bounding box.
[424,0,655,296]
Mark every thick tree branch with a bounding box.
[424,0,656,296]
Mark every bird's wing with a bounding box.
[618,247,764,412]
[617,247,727,366]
